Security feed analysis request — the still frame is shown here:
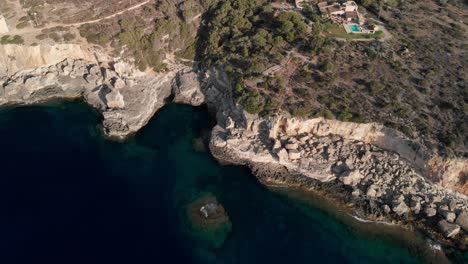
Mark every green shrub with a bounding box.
[321,62,335,73]
[262,97,281,116]
[0,35,24,45]
[338,110,353,122]
[178,43,196,60]
[16,21,29,29]
[290,104,313,117]
[241,92,266,114]
[35,33,47,40]
[294,88,309,98]
[62,32,75,41]
[322,109,335,119]
[49,32,61,42]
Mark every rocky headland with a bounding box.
[0,43,467,251]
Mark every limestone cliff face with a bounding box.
[268,117,467,196]
[272,117,430,171]
[0,44,100,76]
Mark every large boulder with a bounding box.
[340,170,364,187]
[410,198,421,214]
[438,220,460,238]
[285,143,299,150]
[455,211,468,231]
[112,78,126,90]
[288,150,301,160]
[105,89,125,109]
[277,148,289,162]
[425,206,437,217]
[392,200,409,216]
[444,212,457,223]
[172,71,205,106]
[331,161,349,175]
[366,185,379,198]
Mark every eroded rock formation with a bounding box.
[0,57,180,139]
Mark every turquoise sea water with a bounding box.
[0,103,466,263]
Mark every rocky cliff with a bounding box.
[0,44,184,139]
[0,43,467,248]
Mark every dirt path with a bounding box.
[5,0,150,36]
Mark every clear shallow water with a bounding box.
[0,103,465,264]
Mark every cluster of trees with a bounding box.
[79,23,116,46]
[275,12,307,42]
[198,0,328,115]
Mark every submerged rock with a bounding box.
[185,193,232,249]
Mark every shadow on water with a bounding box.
[0,102,466,264]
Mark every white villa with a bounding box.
[295,1,378,34]
[318,1,365,25]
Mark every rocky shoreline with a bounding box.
[0,46,467,253]
[209,119,468,249]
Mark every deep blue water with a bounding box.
[0,103,465,263]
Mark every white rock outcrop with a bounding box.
[0,15,8,34]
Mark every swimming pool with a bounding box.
[350,24,361,32]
